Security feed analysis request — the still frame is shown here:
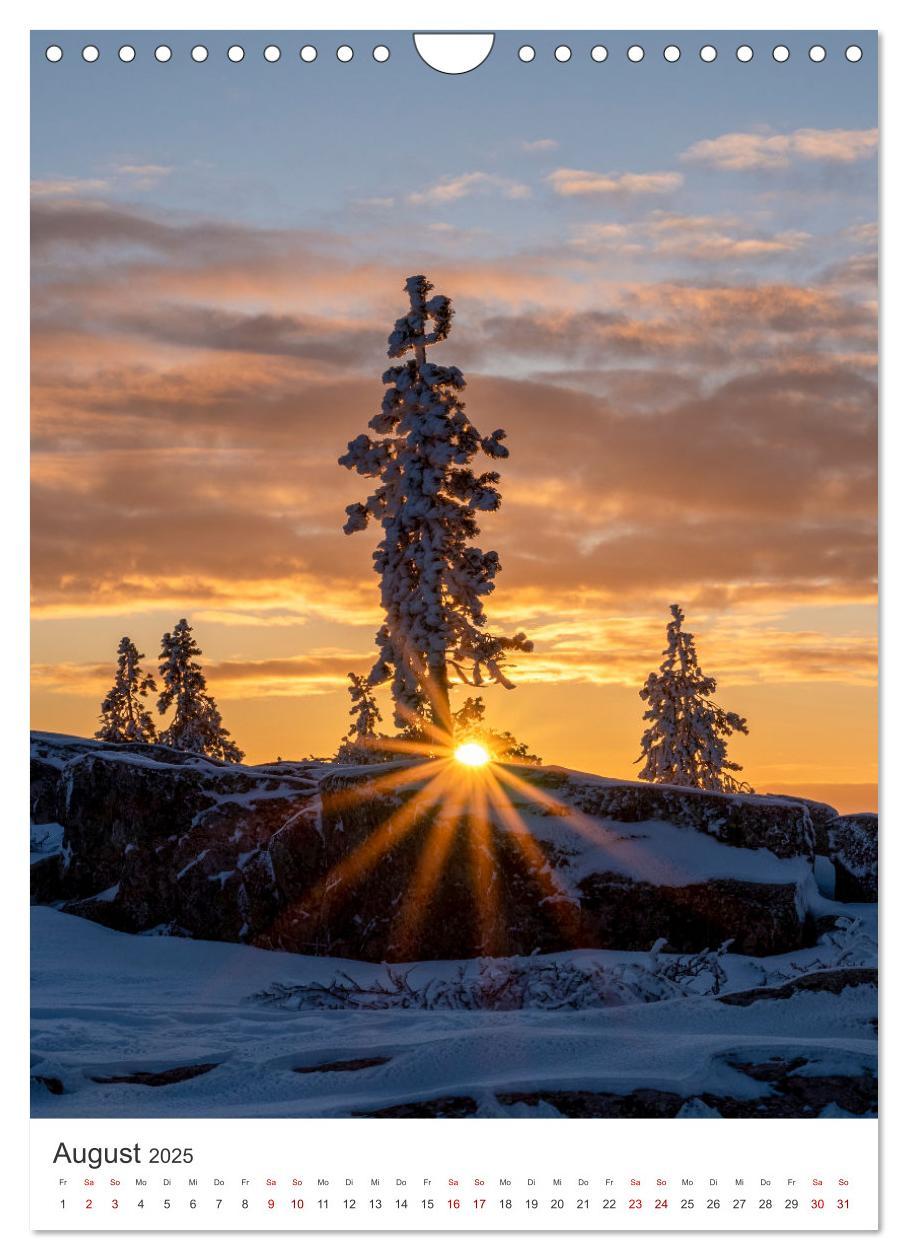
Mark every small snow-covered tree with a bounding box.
[156,619,243,763]
[346,672,381,742]
[636,605,751,793]
[452,695,541,765]
[335,672,389,764]
[95,636,157,743]
[339,275,532,738]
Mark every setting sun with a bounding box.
[454,741,491,768]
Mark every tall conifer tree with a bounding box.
[339,275,532,737]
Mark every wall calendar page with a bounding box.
[28,19,879,1238]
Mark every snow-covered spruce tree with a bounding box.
[636,605,751,793]
[95,636,158,743]
[452,695,541,765]
[156,619,243,763]
[339,275,532,739]
[335,672,390,765]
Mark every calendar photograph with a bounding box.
[30,30,877,1129]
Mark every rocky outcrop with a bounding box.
[32,735,872,961]
[30,733,323,943]
[768,794,840,855]
[828,813,878,901]
[314,763,818,958]
[267,808,584,961]
[577,873,806,957]
[550,770,816,860]
[717,967,877,1006]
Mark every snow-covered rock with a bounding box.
[30,732,323,944]
[316,763,832,959]
[554,770,817,859]
[31,734,874,962]
[828,813,878,901]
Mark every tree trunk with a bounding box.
[413,339,452,743]
[429,658,452,744]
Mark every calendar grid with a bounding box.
[31,1118,878,1231]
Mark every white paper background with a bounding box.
[3,2,900,1257]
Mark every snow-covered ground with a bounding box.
[31,905,876,1119]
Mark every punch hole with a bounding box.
[627,45,645,63]
[554,45,572,62]
[118,45,136,63]
[809,45,826,62]
[699,45,717,62]
[736,45,754,62]
[154,45,172,63]
[191,45,208,62]
[82,45,100,62]
[45,45,63,62]
[337,45,354,62]
[518,45,535,62]
[772,45,790,62]
[663,45,681,62]
[373,45,391,62]
[413,33,494,74]
[300,45,318,63]
[591,45,608,62]
[227,45,245,63]
[264,45,281,63]
[845,45,863,62]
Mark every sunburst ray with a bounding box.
[493,764,674,886]
[485,769,582,946]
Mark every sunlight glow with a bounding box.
[291,751,618,961]
[454,740,491,767]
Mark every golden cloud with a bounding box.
[547,168,684,197]
[682,127,878,171]
[408,172,532,204]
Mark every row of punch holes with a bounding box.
[45,41,865,65]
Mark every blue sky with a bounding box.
[32,30,876,232]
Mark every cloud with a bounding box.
[30,198,573,312]
[503,619,876,688]
[844,222,878,246]
[821,253,878,289]
[463,282,876,375]
[570,212,811,261]
[112,163,172,178]
[682,128,878,171]
[31,177,110,198]
[30,351,876,624]
[546,168,683,197]
[29,198,876,638]
[30,200,321,263]
[92,303,382,364]
[408,172,531,204]
[568,223,636,251]
[31,165,174,200]
[110,163,173,189]
[31,649,374,700]
[521,138,558,152]
[32,615,875,704]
